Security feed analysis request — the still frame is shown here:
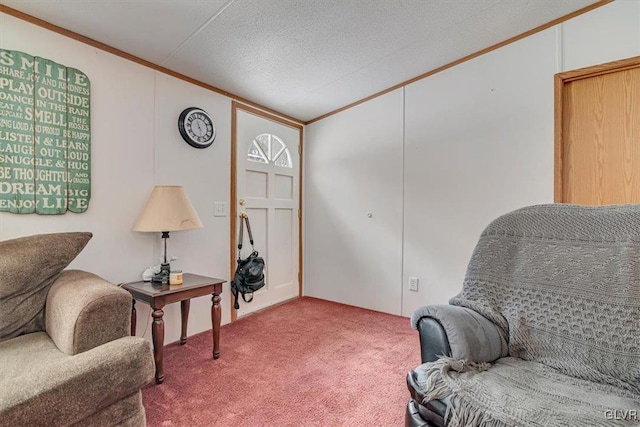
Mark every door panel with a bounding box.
[557,57,640,204]
[274,174,294,199]
[246,170,268,198]
[272,208,294,286]
[235,108,301,317]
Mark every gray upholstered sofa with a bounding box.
[0,233,155,426]
[406,204,640,427]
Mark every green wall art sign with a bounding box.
[0,49,90,215]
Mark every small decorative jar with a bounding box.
[169,270,183,285]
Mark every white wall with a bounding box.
[402,28,557,315]
[304,0,640,317]
[560,0,640,71]
[0,13,234,343]
[152,72,231,342]
[305,90,404,314]
[0,13,155,281]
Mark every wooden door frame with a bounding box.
[554,56,640,202]
[230,101,304,322]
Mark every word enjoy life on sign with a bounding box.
[0,49,91,215]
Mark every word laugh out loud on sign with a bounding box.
[0,49,91,215]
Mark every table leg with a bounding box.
[211,291,221,359]
[180,300,190,345]
[152,306,165,384]
[130,299,136,336]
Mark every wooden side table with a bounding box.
[122,273,225,384]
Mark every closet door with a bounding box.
[556,57,640,204]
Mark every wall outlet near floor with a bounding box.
[408,277,419,292]
[214,202,228,217]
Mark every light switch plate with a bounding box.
[214,202,227,217]
[409,277,419,292]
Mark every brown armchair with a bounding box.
[0,233,154,426]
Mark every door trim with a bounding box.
[554,56,640,202]
[230,101,304,321]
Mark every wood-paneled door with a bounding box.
[230,102,303,320]
[555,56,640,204]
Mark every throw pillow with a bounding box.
[0,232,92,342]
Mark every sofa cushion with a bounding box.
[417,356,640,426]
[0,335,154,426]
[0,332,66,387]
[0,232,92,342]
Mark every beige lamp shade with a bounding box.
[133,185,203,232]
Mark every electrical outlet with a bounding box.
[409,277,419,292]
[214,202,228,217]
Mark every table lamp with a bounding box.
[133,185,203,284]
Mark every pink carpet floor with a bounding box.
[142,297,421,426]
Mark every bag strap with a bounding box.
[231,281,254,310]
[237,214,245,251]
[244,215,255,246]
[237,213,255,254]
[232,282,240,310]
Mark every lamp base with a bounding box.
[151,262,171,284]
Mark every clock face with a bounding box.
[178,107,216,149]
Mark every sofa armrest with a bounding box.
[0,336,154,426]
[46,270,132,355]
[411,305,507,363]
[415,316,451,363]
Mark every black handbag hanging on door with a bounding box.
[231,213,265,310]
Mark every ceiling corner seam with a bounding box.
[160,0,237,65]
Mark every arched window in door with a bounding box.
[247,133,293,168]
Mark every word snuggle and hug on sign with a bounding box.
[0,49,90,214]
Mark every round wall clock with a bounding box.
[178,107,216,149]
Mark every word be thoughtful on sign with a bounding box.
[0,49,90,215]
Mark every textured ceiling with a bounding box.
[0,0,600,122]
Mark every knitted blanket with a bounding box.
[420,204,640,426]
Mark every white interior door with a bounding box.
[236,109,300,317]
